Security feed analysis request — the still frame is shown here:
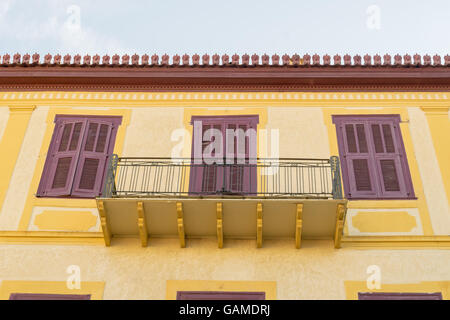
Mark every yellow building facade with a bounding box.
[0,53,449,300]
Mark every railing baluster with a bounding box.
[99,156,342,199]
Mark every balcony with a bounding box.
[96,155,347,248]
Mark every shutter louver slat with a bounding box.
[84,123,99,151]
[345,124,357,153]
[78,158,100,190]
[58,123,73,152]
[51,157,72,189]
[201,124,221,193]
[356,124,368,153]
[371,124,384,153]
[95,124,109,152]
[353,159,372,191]
[380,159,400,191]
[382,124,395,153]
[202,165,217,193]
[68,122,83,151]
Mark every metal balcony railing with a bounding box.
[101,155,343,199]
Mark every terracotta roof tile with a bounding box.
[1,53,449,67]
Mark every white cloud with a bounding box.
[0,1,134,55]
[0,0,14,17]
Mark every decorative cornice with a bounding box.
[2,53,449,67]
[0,91,448,104]
[0,53,449,92]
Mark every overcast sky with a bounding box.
[0,0,448,57]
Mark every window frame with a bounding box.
[9,293,91,300]
[177,291,266,300]
[332,114,415,200]
[358,292,443,300]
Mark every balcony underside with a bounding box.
[97,197,348,248]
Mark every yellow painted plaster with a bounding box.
[345,280,450,300]
[0,238,449,299]
[351,211,417,233]
[166,280,277,300]
[420,107,450,207]
[322,107,434,235]
[0,91,447,243]
[0,106,35,214]
[17,107,131,232]
[0,280,105,300]
[341,235,450,248]
[33,210,97,232]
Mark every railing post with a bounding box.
[330,156,343,199]
[102,154,118,198]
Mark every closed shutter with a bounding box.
[201,123,221,194]
[38,115,121,198]
[189,115,258,195]
[369,120,409,198]
[224,120,257,195]
[38,119,87,196]
[71,120,116,197]
[333,115,414,200]
[337,120,378,199]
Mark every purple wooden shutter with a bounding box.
[358,292,442,300]
[37,119,87,197]
[71,119,116,197]
[369,118,413,198]
[333,115,414,200]
[189,115,258,195]
[177,291,266,300]
[38,115,121,198]
[9,293,91,300]
[334,119,378,199]
[224,119,258,195]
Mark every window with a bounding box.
[177,291,265,300]
[9,293,91,300]
[37,115,122,198]
[358,292,442,300]
[189,115,259,195]
[332,115,415,200]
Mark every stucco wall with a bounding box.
[266,107,330,158]
[122,107,185,157]
[0,102,448,235]
[408,107,450,234]
[0,108,9,142]
[1,239,450,299]
[0,107,49,230]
